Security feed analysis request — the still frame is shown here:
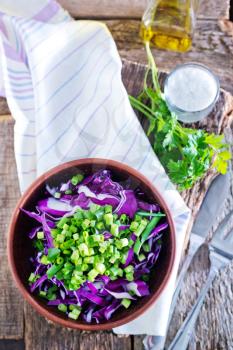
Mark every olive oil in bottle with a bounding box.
[140,0,199,52]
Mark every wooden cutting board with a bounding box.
[1,59,233,349]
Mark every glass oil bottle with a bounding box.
[140,0,199,52]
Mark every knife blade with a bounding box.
[171,172,230,307]
[192,172,230,237]
[146,173,230,350]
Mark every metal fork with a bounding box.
[168,209,233,350]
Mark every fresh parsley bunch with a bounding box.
[129,42,231,191]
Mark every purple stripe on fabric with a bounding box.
[8,81,31,87]
[11,88,33,94]
[3,42,21,62]
[8,74,31,81]
[104,96,130,156]
[38,58,113,161]
[15,131,35,138]
[179,212,189,220]
[22,107,34,112]
[34,26,103,86]
[79,72,117,138]
[7,67,29,74]
[36,37,110,113]
[33,1,60,22]
[151,172,160,183]
[19,168,36,175]
[21,21,45,42]
[11,95,33,100]
[12,19,20,53]
[16,151,36,157]
[0,17,8,38]
[138,143,151,170]
[8,17,28,66]
[121,132,139,162]
[0,87,5,98]
[19,19,40,35]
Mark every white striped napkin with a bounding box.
[0,0,190,343]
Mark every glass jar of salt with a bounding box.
[164,63,220,123]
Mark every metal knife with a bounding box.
[144,172,230,350]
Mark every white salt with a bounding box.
[165,65,218,112]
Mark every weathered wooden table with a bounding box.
[1,1,233,349]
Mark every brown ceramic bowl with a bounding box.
[8,158,176,330]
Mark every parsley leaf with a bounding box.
[129,43,231,191]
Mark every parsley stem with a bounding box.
[145,42,161,95]
[129,96,154,120]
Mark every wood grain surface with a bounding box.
[0,119,23,339]
[24,303,132,350]
[57,0,230,19]
[108,18,233,94]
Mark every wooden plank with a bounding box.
[78,331,131,350]
[134,250,233,350]
[24,303,132,350]
[58,0,147,19]
[0,118,24,339]
[57,0,230,19]
[0,97,10,115]
[0,340,25,350]
[107,18,233,95]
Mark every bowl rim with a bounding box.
[7,158,176,330]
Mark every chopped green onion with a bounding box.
[95,262,106,274]
[68,310,81,320]
[39,291,47,298]
[40,255,49,265]
[141,216,161,243]
[125,265,133,273]
[96,222,105,230]
[104,213,113,226]
[138,253,146,262]
[78,243,89,257]
[28,272,36,283]
[46,264,63,279]
[71,174,84,186]
[130,221,139,231]
[54,192,61,199]
[136,211,166,217]
[121,298,131,308]
[65,190,72,195]
[110,224,119,236]
[125,272,134,281]
[87,268,98,282]
[142,243,150,252]
[135,219,148,237]
[37,231,44,240]
[58,303,67,312]
[73,233,79,241]
[48,248,60,261]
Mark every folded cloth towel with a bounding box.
[0,0,190,342]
